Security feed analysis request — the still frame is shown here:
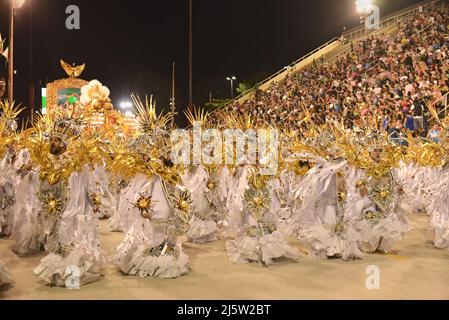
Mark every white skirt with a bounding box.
[226,231,298,266]
[356,213,408,252]
[0,260,13,287]
[301,224,363,260]
[187,218,218,244]
[430,212,449,250]
[117,245,190,279]
[33,247,105,287]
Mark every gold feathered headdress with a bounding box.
[0,100,23,156]
[129,94,172,156]
[131,94,172,134]
[37,108,86,145]
[0,100,23,137]
[185,107,209,127]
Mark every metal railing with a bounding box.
[432,92,449,120]
[214,37,340,112]
[216,0,438,113]
[212,0,448,119]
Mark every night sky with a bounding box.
[0,0,424,125]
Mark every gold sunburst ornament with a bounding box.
[90,193,102,214]
[172,189,194,224]
[134,194,155,220]
[206,178,217,191]
[245,188,270,222]
[42,193,63,217]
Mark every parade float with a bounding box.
[44,60,137,135]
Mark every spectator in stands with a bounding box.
[212,5,449,141]
[427,124,441,143]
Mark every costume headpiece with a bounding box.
[47,109,85,145]
[129,94,172,156]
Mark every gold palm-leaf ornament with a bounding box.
[0,100,24,156]
[185,107,209,126]
[334,170,347,235]
[131,94,172,134]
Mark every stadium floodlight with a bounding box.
[356,0,373,14]
[14,0,26,9]
[226,76,237,99]
[120,101,133,110]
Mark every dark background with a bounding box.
[0,0,423,125]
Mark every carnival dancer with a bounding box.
[293,128,363,260]
[11,108,107,286]
[226,170,299,266]
[181,109,224,244]
[113,95,190,278]
[347,133,410,254]
[0,101,23,237]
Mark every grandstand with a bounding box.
[212,0,449,137]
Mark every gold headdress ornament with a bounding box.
[0,100,23,156]
[108,94,179,185]
[0,100,23,136]
[336,128,402,178]
[425,100,449,147]
[60,59,85,79]
[131,94,172,134]
[47,108,85,145]
[426,100,442,125]
[405,131,447,167]
[128,94,172,156]
[22,109,109,185]
[215,110,258,131]
[185,107,209,127]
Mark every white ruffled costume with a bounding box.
[348,168,410,253]
[115,175,190,278]
[428,168,449,250]
[222,165,253,239]
[10,149,41,255]
[108,173,148,232]
[226,172,299,266]
[296,158,363,260]
[0,258,13,288]
[92,164,117,219]
[11,152,105,286]
[32,165,106,287]
[395,161,437,214]
[270,167,304,237]
[183,166,219,244]
[0,148,28,237]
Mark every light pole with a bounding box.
[226,76,236,99]
[188,0,193,113]
[8,0,26,103]
[170,62,176,129]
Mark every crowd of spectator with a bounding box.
[212,3,449,143]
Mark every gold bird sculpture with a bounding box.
[60,59,86,78]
